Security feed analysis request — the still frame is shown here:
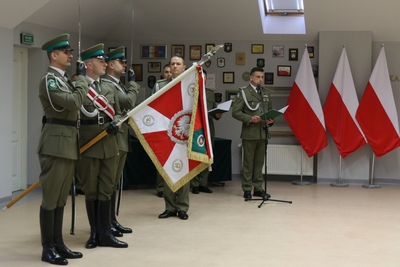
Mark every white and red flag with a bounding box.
[128,65,213,192]
[284,47,327,157]
[323,47,367,158]
[355,46,400,157]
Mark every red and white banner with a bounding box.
[284,47,327,157]
[128,65,213,192]
[323,47,367,158]
[356,46,400,157]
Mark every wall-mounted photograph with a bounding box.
[140,45,167,59]
[171,44,185,58]
[277,65,291,76]
[272,45,284,58]
[148,62,161,73]
[223,72,235,83]
[289,48,298,61]
[131,64,143,81]
[189,45,202,60]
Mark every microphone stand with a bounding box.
[246,85,292,208]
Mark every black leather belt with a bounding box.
[44,117,79,128]
[80,117,112,125]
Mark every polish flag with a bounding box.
[356,46,400,157]
[284,47,327,157]
[323,47,367,158]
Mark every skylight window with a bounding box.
[258,0,306,34]
[265,0,304,15]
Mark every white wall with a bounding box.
[0,27,14,201]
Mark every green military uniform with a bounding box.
[191,88,218,188]
[151,78,171,195]
[38,33,84,265]
[75,43,127,249]
[153,78,190,212]
[100,46,140,235]
[232,84,272,193]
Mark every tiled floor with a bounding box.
[1,180,400,267]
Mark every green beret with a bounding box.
[106,46,126,62]
[41,33,73,53]
[81,43,106,61]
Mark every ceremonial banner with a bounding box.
[284,47,327,157]
[128,65,213,192]
[356,46,400,157]
[323,47,367,158]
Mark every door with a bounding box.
[12,47,28,191]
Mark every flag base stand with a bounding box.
[330,182,349,187]
[292,150,310,186]
[362,154,380,189]
[362,184,381,189]
[292,180,311,186]
[330,157,348,187]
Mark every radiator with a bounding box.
[241,144,313,175]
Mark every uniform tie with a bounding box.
[93,81,101,93]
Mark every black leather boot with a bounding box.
[111,191,132,234]
[96,200,128,248]
[85,200,97,249]
[40,206,68,265]
[54,206,83,259]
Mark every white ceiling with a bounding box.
[4,0,400,42]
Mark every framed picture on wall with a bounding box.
[148,62,161,73]
[131,64,143,81]
[264,72,274,84]
[308,46,315,58]
[171,44,185,58]
[189,45,202,60]
[272,45,284,57]
[289,48,298,61]
[205,43,215,53]
[277,65,291,76]
[226,90,238,102]
[223,72,235,83]
[251,44,264,54]
[140,45,167,59]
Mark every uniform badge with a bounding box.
[236,92,242,99]
[217,58,225,68]
[224,43,232,53]
[47,79,57,90]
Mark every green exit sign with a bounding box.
[20,33,34,45]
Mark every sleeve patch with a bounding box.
[47,79,58,90]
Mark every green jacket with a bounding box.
[101,75,140,152]
[36,68,88,160]
[75,75,122,159]
[232,85,272,140]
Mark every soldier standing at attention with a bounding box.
[232,67,274,200]
[75,43,127,249]
[101,46,139,236]
[37,33,86,265]
[156,56,190,220]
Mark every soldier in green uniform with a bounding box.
[37,33,85,265]
[151,64,172,198]
[75,44,127,249]
[191,69,222,194]
[232,67,274,199]
[156,56,190,220]
[101,46,139,236]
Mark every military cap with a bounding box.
[81,43,106,61]
[106,46,126,62]
[41,33,73,53]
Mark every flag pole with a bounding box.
[362,152,381,189]
[1,44,224,211]
[292,149,311,185]
[330,156,349,187]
